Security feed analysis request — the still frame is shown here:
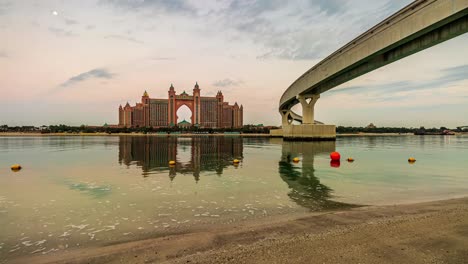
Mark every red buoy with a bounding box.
[330,152,341,161]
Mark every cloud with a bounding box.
[213,78,243,87]
[329,64,468,96]
[104,34,144,44]
[64,18,78,25]
[313,0,347,15]
[86,24,95,30]
[0,51,8,58]
[48,27,74,37]
[102,0,195,14]
[440,64,468,82]
[99,0,411,60]
[60,68,115,87]
[211,0,411,60]
[0,1,11,16]
[321,64,468,110]
[150,57,175,61]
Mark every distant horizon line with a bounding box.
[2,124,467,129]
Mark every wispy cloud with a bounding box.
[0,51,8,58]
[150,57,175,61]
[64,18,78,25]
[60,68,115,87]
[102,0,195,14]
[213,78,243,87]
[104,34,143,44]
[100,0,411,60]
[48,27,74,37]
[321,63,468,112]
[0,1,11,16]
[440,64,468,82]
[206,0,411,60]
[329,64,468,96]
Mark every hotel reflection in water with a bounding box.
[118,136,354,210]
[118,136,243,180]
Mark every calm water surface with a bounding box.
[0,135,467,261]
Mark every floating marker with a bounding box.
[292,157,300,163]
[169,160,176,165]
[233,159,240,164]
[347,158,354,162]
[408,157,416,163]
[11,164,22,171]
[330,152,341,161]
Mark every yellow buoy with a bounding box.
[11,164,22,171]
[169,160,176,165]
[292,157,300,163]
[408,157,416,163]
[233,159,240,164]
[347,158,354,162]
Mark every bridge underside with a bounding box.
[281,10,468,110]
[275,3,468,140]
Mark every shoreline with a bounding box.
[1,132,465,137]
[0,132,271,137]
[10,196,468,264]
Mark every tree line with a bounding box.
[0,124,274,134]
[1,124,466,134]
[336,126,465,134]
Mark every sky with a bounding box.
[1,0,467,127]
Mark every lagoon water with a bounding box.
[1,135,468,261]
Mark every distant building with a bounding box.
[118,83,243,128]
[178,119,191,128]
[366,123,377,129]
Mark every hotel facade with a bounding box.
[118,83,243,128]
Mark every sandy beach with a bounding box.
[9,197,468,264]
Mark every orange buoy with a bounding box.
[233,159,240,164]
[347,158,354,162]
[292,157,300,163]
[169,160,176,165]
[330,152,341,161]
[11,164,22,171]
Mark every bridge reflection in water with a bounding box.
[118,136,243,180]
[118,136,354,210]
[278,140,356,210]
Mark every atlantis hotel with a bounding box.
[118,83,243,128]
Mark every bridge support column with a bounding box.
[280,110,291,127]
[297,94,319,124]
[273,94,335,141]
[270,110,292,137]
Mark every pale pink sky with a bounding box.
[1,0,467,127]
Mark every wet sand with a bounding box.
[10,197,468,264]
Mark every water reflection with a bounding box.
[279,141,355,211]
[67,182,112,198]
[118,136,243,180]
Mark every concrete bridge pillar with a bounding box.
[280,110,291,127]
[297,94,319,124]
[271,94,335,140]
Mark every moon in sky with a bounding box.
[52,10,58,16]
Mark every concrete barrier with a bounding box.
[282,125,336,141]
[270,129,284,137]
